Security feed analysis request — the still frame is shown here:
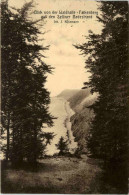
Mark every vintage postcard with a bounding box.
[1,0,128,194]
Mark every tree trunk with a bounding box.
[6,111,10,161]
[33,90,38,166]
[33,126,37,166]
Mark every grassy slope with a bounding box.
[1,157,101,194]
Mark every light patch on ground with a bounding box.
[2,157,101,194]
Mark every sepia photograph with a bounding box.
[1,0,128,194]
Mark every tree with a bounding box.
[1,0,15,161]
[1,1,54,165]
[56,137,69,155]
[74,1,128,193]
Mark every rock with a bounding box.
[57,178,63,181]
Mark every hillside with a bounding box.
[2,156,102,194]
[68,88,95,112]
[57,89,79,100]
[70,108,94,154]
[68,89,98,154]
[56,88,98,154]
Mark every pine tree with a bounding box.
[74,1,128,192]
[1,1,14,161]
[56,137,69,155]
[1,1,54,165]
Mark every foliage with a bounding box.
[74,1,128,193]
[56,136,69,155]
[1,1,54,165]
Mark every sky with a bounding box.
[9,0,102,96]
